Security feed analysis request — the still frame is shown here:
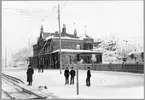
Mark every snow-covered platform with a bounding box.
[2,68,144,99]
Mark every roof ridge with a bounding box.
[42,31,79,39]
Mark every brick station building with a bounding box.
[29,24,103,69]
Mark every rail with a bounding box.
[2,73,24,84]
[2,73,47,99]
[2,89,15,99]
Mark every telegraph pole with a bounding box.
[76,45,80,95]
[58,4,62,74]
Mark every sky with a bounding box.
[2,1,143,61]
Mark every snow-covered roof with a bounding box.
[45,36,55,40]
[42,32,79,39]
[45,36,83,41]
[93,47,107,52]
[52,49,103,54]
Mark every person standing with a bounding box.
[70,67,76,85]
[64,67,69,85]
[38,65,41,73]
[86,67,91,86]
[41,64,44,73]
[26,65,34,86]
[39,64,44,73]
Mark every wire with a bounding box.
[2,8,49,14]
[2,8,50,18]
[61,0,68,10]
[2,13,49,20]
[3,12,47,17]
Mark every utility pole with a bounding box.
[58,4,62,74]
[76,62,79,95]
[76,46,80,95]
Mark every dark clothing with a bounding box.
[65,76,69,84]
[38,65,41,73]
[87,70,91,78]
[70,76,75,84]
[86,70,91,86]
[86,77,90,86]
[70,70,76,84]
[41,65,44,72]
[64,69,69,76]
[70,70,75,77]
[64,69,69,84]
[27,67,34,85]
[38,65,43,73]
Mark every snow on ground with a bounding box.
[2,68,144,99]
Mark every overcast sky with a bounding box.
[2,1,143,61]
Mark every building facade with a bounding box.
[29,24,102,69]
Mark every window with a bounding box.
[76,44,81,50]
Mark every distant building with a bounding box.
[29,24,102,69]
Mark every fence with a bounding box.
[63,63,144,74]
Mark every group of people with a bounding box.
[26,65,91,87]
[64,67,91,86]
[64,67,76,85]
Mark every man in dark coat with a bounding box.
[70,67,76,85]
[64,67,69,85]
[86,67,91,86]
[27,65,34,86]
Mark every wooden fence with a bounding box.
[63,63,144,73]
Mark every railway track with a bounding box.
[2,73,48,99]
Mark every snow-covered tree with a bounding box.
[93,33,143,63]
[11,46,33,67]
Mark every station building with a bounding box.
[29,24,103,69]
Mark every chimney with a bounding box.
[74,28,77,36]
[40,25,43,38]
[62,24,66,33]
